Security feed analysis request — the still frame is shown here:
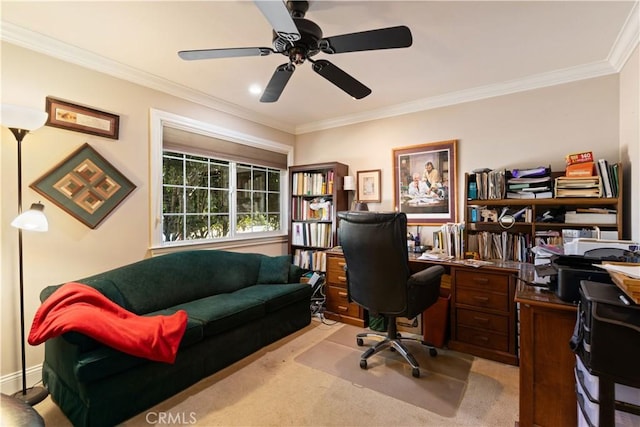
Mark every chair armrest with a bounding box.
[408,265,445,288]
[406,265,444,318]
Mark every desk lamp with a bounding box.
[1,104,50,405]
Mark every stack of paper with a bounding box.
[554,176,601,197]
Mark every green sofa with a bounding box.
[38,250,311,427]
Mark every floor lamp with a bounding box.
[1,104,50,405]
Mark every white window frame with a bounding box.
[149,108,293,250]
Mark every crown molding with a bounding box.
[608,1,640,72]
[3,8,638,137]
[295,60,618,134]
[0,22,296,134]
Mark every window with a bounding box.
[162,151,282,242]
[150,109,292,249]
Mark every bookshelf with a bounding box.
[464,164,623,262]
[289,162,349,271]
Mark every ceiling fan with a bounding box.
[178,0,412,102]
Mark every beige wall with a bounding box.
[620,46,640,241]
[1,39,638,389]
[0,43,294,386]
[295,75,624,241]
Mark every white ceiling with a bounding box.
[1,1,638,134]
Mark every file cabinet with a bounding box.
[448,267,519,365]
[324,250,366,327]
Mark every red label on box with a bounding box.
[566,151,594,166]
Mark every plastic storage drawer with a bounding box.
[576,373,640,427]
[575,356,640,407]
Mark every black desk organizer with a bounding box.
[570,280,640,426]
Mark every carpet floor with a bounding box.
[35,319,520,426]
[295,324,473,417]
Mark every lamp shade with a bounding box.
[343,175,356,191]
[11,203,48,232]
[0,104,48,131]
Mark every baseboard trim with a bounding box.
[0,364,44,395]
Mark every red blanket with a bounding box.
[29,282,187,364]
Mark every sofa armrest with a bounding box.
[39,278,128,352]
[288,263,304,283]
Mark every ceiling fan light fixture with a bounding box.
[249,84,262,95]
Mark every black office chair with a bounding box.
[337,211,444,378]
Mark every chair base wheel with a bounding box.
[360,359,368,370]
[412,367,420,378]
[356,338,364,346]
[429,348,438,357]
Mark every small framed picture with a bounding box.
[45,97,120,139]
[357,169,382,203]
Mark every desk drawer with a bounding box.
[326,286,360,317]
[456,270,509,293]
[327,257,348,285]
[456,325,508,352]
[457,308,509,334]
[457,288,509,312]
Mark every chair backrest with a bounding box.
[337,211,411,316]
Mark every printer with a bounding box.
[539,239,638,303]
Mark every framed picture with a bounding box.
[46,97,120,139]
[392,139,457,225]
[31,143,136,229]
[357,169,381,203]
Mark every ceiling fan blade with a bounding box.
[311,59,371,99]
[178,47,273,61]
[260,63,295,103]
[254,0,301,42]
[319,25,412,54]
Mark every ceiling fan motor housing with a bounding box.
[272,18,322,63]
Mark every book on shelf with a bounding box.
[596,159,612,197]
[291,198,333,221]
[595,159,618,198]
[292,171,333,196]
[472,169,505,200]
[293,249,327,272]
[291,222,333,247]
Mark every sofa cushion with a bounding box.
[73,315,204,383]
[233,284,311,313]
[80,250,263,314]
[149,310,205,349]
[169,293,265,337]
[258,255,292,284]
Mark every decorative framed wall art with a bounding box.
[392,139,457,225]
[45,97,120,139]
[31,143,136,229]
[356,169,381,203]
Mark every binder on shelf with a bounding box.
[596,159,613,198]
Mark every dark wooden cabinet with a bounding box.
[516,284,578,427]
[448,265,519,366]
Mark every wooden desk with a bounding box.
[410,255,522,366]
[515,282,578,427]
